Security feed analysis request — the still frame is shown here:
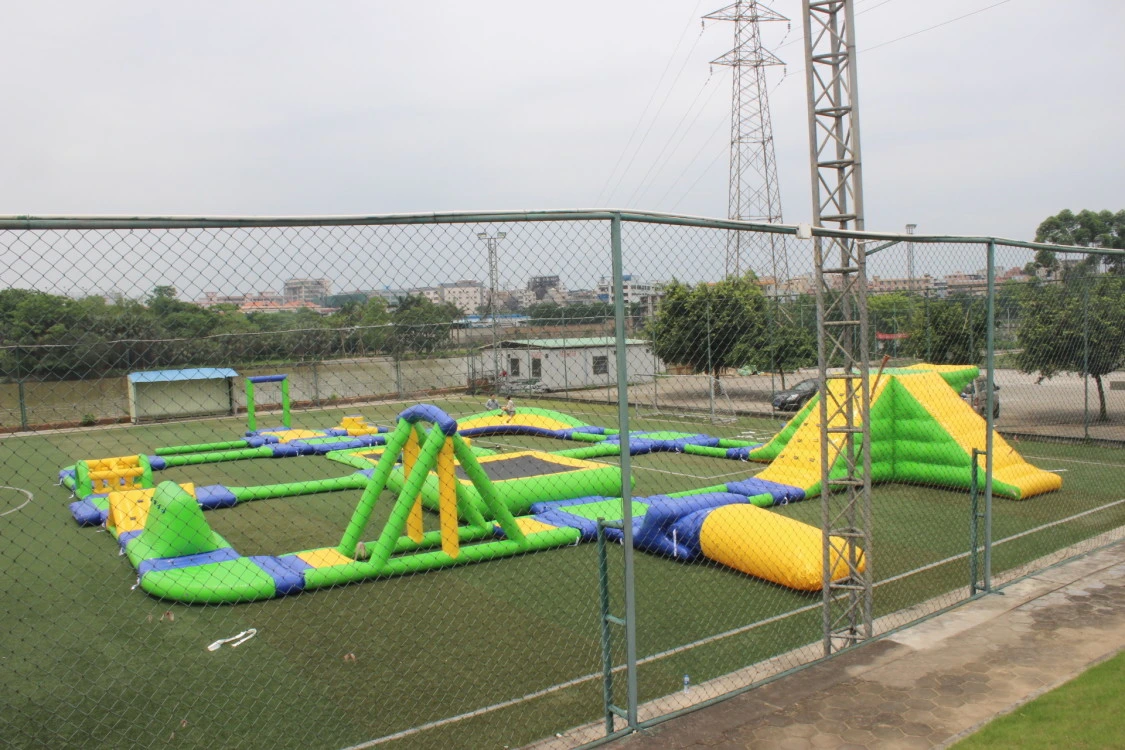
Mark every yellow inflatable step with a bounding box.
[700,504,864,591]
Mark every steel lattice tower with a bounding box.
[704,1,788,281]
[802,0,872,656]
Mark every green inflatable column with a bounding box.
[337,419,413,558]
[367,426,448,568]
[128,482,228,562]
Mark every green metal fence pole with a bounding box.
[706,297,714,423]
[16,347,28,431]
[1083,275,1090,440]
[610,213,639,728]
[969,448,981,596]
[597,518,615,735]
[983,241,996,591]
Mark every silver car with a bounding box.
[961,377,1000,419]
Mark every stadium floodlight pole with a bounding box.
[477,231,507,388]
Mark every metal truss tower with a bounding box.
[704,1,788,281]
[801,0,872,656]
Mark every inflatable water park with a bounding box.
[58,364,1062,604]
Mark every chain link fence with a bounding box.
[1,212,1122,749]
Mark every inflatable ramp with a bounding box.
[747,365,1061,502]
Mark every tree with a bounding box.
[1017,271,1125,422]
[903,295,986,365]
[649,275,768,379]
[390,295,460,356]
[1034,209,1125,275]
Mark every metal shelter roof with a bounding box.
[127,368,239,384]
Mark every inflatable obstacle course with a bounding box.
[60,363,1061,603]
[104,405,582,603]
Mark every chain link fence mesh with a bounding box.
[1,215,1121,749]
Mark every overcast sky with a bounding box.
[2,0,1121,246]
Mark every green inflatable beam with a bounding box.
[337,419,413,559]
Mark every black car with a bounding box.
[772,379,819,412]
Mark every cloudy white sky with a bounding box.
[2,0,1121,243]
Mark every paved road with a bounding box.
[561,368,1125,442]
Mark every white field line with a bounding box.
[1024,455,1125,469]
[0,486,33,517]
[344,500,1125,746]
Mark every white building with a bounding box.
[474,337,664,392]
[283,278,331,303]
[440,280,486,315]
[595,275,663,306]
[413,287,443,305]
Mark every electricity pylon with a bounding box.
[704,1,788,284]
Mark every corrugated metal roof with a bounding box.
[128,368,239,383]
[495,338,649,349]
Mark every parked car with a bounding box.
[772,379,819,412]
[961,377,1000,419]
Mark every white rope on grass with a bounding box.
[0,486,33,517]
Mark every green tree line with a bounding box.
[0,288,462,380]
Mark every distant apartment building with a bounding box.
[779,274,814,297]
[404,280,487,314]
[440,280,486,315]
[566,289,599,304]
[198,291,283,308]
[595,275,663,306]
[413,287,444,306]
[944,272,986,297]
[526,275,568,306]
[867,274,936,294]
[238,299,335,315]
[283,278,331,303]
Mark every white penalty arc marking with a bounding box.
[0,486,33,516]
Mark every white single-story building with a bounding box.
[474,338,664,393]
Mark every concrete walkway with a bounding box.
[610,540,1125,749]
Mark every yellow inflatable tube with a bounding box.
[700,504,865,591]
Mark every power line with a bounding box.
[862,0,1014,53]
[604,18,709,206]
[595,1,706,206]
[625,74,725,208]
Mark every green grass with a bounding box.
[954,650,1125,749]
[0,394,1122,749]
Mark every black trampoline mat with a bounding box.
[455,454,586,482]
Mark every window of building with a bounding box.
[531,358,542,378]
[592,356,608,376]
[509,357,521,377]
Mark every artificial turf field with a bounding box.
[1,396,1122,749]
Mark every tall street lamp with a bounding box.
[477,231,506,389]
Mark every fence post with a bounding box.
[706,297,714,423]
[610,213,639,729]
[16,346,28,431]
[969,448,984,595]
[1083,275,1090,440]
[983,241,996,591]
